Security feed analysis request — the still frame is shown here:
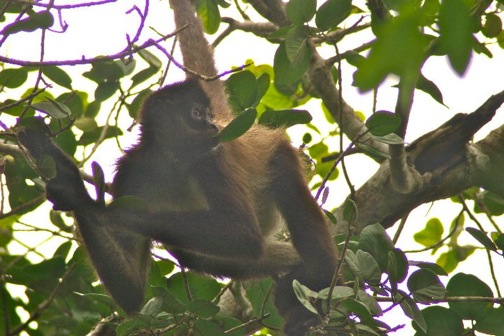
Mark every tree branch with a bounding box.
[331,90,504,234]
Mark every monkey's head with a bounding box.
[139,79,220,157]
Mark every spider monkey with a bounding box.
[17,1,338,334]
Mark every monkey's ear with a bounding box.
[16,121,94,211]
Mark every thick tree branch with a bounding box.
[389,76,422,194]
[220,17,277,37]
[331,91,504,234]
[308,51,388,153]
[474,125,504,197]
[245,0,387,154]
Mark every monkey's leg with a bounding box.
[269,142,338,335]
[170,241,301,278]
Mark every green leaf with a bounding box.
[226,71,259,113]
[187,299,219,318]
[9,258,65,291]
[358,223,394,271]
[49,210,71,232]
[193,320,225,336]
[218,108,257,142]
[83,60,131,83]
[258,109,312,128]
[109,195,149,211]
[151,286,187,313]
[414,306,464,336]
[356,250,382,285]
[365,111,402,136]
[340,298,376,325]
[345,250,381,285]
[436,249,460,273]
[495,234,504,251]
[1,11,54,35]
[138,48,162,68]
[31,98,73,119]
[292,279,319,314]
[447,273,493,320]
[420,0,440,26]
[357,142,391,160]
[95,81,120,102]
[73,117,98,132]
[345,51,366,67]
[131,67,158,89]
[287,0,316,24]
[353,10,428,91]
[274,41,312,87]
[196,0,220,34]
[343,198,358,224]
[474,190,504,216]
[140,296,163,316]
[407,269,446,302]
[165,272,222,304]
[315,0,352,31]
[370,133,404,145]
[78,125,122,145]
[318,286,354,300]
[416,74,444,105]
[356,289,383,316]
[438,0,477,75]
[285,26,310,64]
[410,261,447,276]
[256,73,270,101]
[52,127,77,156]
[466,227,497,251]
[482,13,502,38]
[0,68,28,88]
[414,218,443,247]
[396,290,426,333]
[42,66,73,90]
[86,101,101,118]
[57,91,87,117]
[128,90,152,119]
[474,308,504,334]
[388,248,409,286]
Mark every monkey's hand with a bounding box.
[16,125,94,212]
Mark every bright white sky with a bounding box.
[3,1,504,334]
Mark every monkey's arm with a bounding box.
[113,156,266,261]
[271,142,338,279]
[17,127,150,313]
[268,142,339,333]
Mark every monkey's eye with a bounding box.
[192,106,204,119]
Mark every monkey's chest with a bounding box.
[142,175,210,212]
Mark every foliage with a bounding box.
[1,0,504,335]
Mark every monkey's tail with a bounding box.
[170,0,217,77]
[169,0,233,121]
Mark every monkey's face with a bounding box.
[179,102,221,156]
[139,80,221,158]
[183,102,219,137]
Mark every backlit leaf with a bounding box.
[218,108,257,142]
[447,273,493,320]
[287,0,316,24]
[315,0,352,31]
